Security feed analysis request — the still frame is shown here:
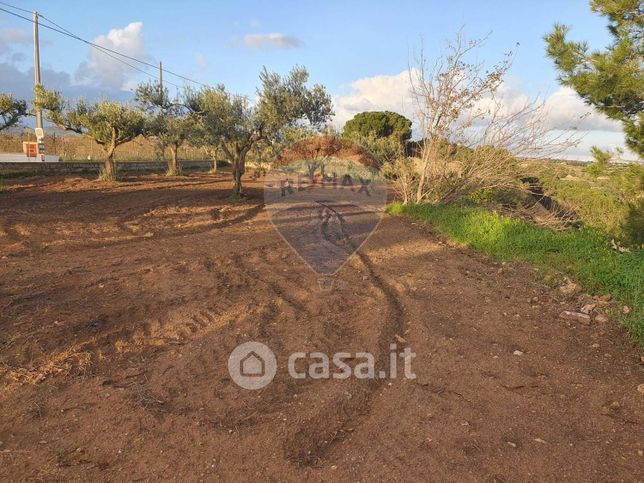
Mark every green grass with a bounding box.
[388,202,644,343]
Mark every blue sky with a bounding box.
[0,0,633,159]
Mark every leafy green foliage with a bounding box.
[349,133,405,164]
[34,86,145,179]
[388,202,644,343]
[343,113,414,201]
[545,0,644,157]
[526,160,643,245]
[135,81,193,176]
[0,93,28,131]
[590,145,612,165]
[343,111,412,142]
[186,66,333,194]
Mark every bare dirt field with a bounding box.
[0,173,642,481]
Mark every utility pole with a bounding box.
[159,61,163,92]
[33,11,45,160]
[158,61,164,116]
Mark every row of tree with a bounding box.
[1,66,333,195]
[2,0,640,199]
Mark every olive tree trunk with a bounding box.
[231,147,250,196]
[167,144,180,176]
[104,156,116,179]
[232,157,245,195]
[102,138,117,181]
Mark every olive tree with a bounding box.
[34,87,145,180]
[0,92,28,131]
[135,81,193,176]
[183,93,226,175]
[187,66,333,195]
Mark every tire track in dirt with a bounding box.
[1,215,38,252]
[92,202,265,249]
[153,250,320,430]
[281,205,406,466]
[2,202,265,256]
[111,240,390,440]
[0,245,263,388]
[113,191,216,234]
[0,176,239,255]
[282,251,406,466]
[88,253,302,424]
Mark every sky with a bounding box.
[0,0,635,160]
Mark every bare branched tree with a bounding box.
[405,31,579,205]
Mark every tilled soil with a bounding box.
[0,173,642,481]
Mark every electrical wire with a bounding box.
[35,13,167,86]
[0,0,30,14]
[0,3,206,89]
[0,6,166,87]
[36,12,184,89]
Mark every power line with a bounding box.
[36,12,185,89]
[35,12,164,84]
[0,6,167,87]
[42,13,183,90]
[0,0,29,14]
[0,3,207,89]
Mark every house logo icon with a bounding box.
[240,351,265,377]
[228,341,277,390]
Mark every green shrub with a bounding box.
[388,202,644,343]
[523,161,644,245]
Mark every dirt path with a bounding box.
[0,173,642,481]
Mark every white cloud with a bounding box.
[332,70,634,160]
[0,61,134,105]
[76,22,150,90]
[242,33,302,49]
[332,70,415,128]
[543,86,622,132]
[0,28,30,54]
[194,52,207,71]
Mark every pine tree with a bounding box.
[545,0,643,158]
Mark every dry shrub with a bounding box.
[391,31,578,206]
[275,135,380,169]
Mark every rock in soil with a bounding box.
[594,314,609,324]
[580,303,596,314]
[559,310,591,324]
[559,280,582,296]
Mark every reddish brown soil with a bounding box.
[0,173,642,481]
